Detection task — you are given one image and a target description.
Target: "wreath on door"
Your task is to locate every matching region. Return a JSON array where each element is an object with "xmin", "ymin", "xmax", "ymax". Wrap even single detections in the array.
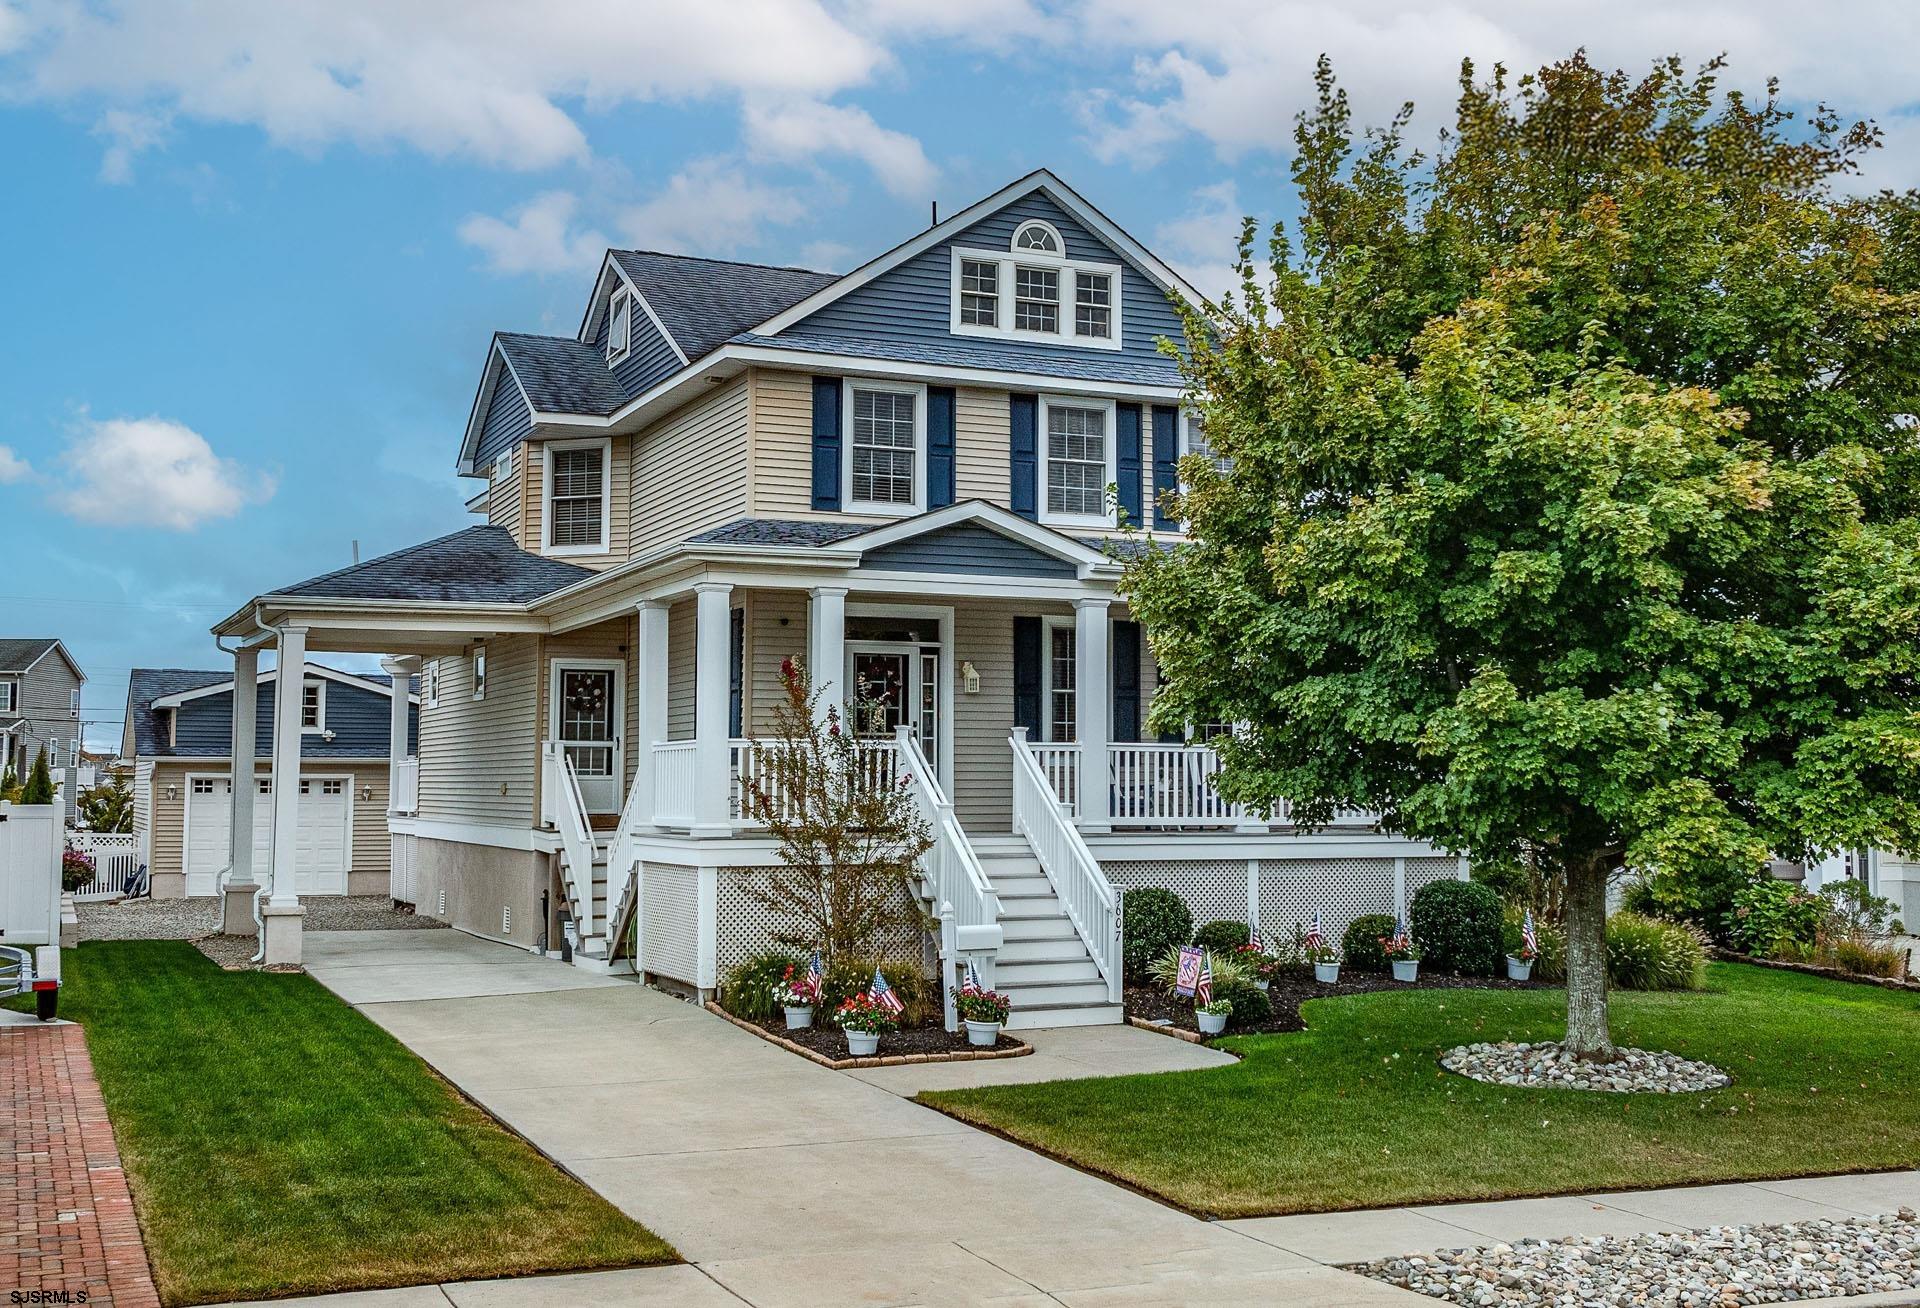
[{"xmin": 564, "ymin": 675, "xmax": 608, "ymax": 718}]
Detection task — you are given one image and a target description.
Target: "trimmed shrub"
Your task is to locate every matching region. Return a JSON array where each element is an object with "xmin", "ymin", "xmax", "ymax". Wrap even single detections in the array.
[
  {"xmin": 1604, "ymin": 912, "xmax": 1707, "ymax": 991},
  {"xmin": 820, "ymin": 957, "xmax": 936, "ymax": 1028},
  {"xmin": 1214, "ymin": 976, "xmax": 1272, "ymax": 1029},
  {"xmin": 719, "ymin": 951, "xmax": 802, "ymax": 1022},
  {"xmin": 1341, "ymin": 914, "xmax": 1399, "ymax": 973},
  {"xmin": 1193, "ymin": 919, "xmax": 1256, "ymax": 955},
  {"xmin": 1410, "ymin": 879, "xmax": 1503, "ymax": 975},
  {"xmin": 1123, "ymin": 887, "xmax": 1193, "ymax": 977},
  {"xmin": 1725, "ymin": 878, "xmax": 1822, "ymax": 956}
]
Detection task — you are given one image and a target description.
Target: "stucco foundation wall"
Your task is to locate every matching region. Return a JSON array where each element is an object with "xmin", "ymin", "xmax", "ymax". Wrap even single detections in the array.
[{"xmin": 412, "ymin": 836, "xmax": 548, "ymax": 949}]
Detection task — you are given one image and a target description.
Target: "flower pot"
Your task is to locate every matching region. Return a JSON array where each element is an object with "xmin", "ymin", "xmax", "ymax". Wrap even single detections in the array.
[
  {"xmin": 1314, "ymin": 961, "xmax": 1341, "ymax": 984},
  {"xmin": 1253, "ymin": 979, "xmax": 1270, "ymax": 991},
  {"xmin": 965, "ymin": 1019, "xmax": 1001, "ymax": 1048},
  {"xmin": 1196, "ymin": 1010, "xmax": 1229, "ymax": 1035},
  {"xmin": 783, "ymin": 1005, "xmax": 814, "ymax": 1030},
  {"xmin": 1506, "ymin": 955, "xmax": 1534, "ymax": 982},
  {"xmin": 845, "ymin": 1030, "xmax": 880, "ymax": 1056},
  {"xmin": 1391, "ymin": 959, "xmax": 1419, "ymax": 983}
]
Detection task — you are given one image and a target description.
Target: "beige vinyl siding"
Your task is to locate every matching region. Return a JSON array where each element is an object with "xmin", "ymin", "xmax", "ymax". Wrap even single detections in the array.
[
  {"xmin": 417, "ymin": 635, "xmax": 539, "ymax": 825},
  {"xmin": 631, "ymin": 376, "xmax": 751, "ymax": 554},
  {"xmin": 748, "ymin": 368, "xmax": 816, "ymax": 519},
  {"xmin": 954, "ymin": 385, "xmax": 1011, "ymax": 505},
  {"xmin": 488, "ymin": 455, "xmax": 524, "ymax": 543},
  {"xmin": 518, "ymin": 435, "xmax": 631, "ymax": 570},
  {"xmin": 952, "ymin": 601, "xmax": 1023, "ymax": 831},
  {"xmin": 666, "ymin": 598, "xmax": 695, "ymax": 740},
  {"xmin": 149, "ymin": 760, "xmax": 187, "ymax": 876},
  {"xmin": 744, "ymin": 590, "xmax": 808, "ymax": 733},
  {"xmin": 540, "ymin": 617, "xmax": 639, "ymax": 792}
]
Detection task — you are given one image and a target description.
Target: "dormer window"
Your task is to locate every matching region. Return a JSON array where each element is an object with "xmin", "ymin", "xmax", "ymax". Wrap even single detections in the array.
[
  {"xmin": 301, "ymin": 680, "xmax": 325, "ymax": 733},
  {"xmin": 949, "ymin": 220, "xmax": 1123, "ymax": 350},
  {"xmin": 606, "ymin": 288, "xmax": 632, "ymax": 363},
  {"xmin": 1013, "ymin": 220, "xmax": 1062, "ymax": 254},
  {"xmin": 1014, "ymin": 267, "xmax": 1059, "ymax": 333}
]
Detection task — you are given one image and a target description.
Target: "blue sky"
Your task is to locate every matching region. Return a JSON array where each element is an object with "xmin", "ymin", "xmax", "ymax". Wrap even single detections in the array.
[{"xmin": 1, "ymin": 1, "xmax": 1915, "ymax": 752}]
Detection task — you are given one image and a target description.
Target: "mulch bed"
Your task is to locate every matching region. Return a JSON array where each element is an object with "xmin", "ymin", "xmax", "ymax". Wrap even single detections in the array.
[
  {"xmin": 705, "ymin": 1002, "xmax": 1032, "ymax": 1069},
  {"xmin": 1127, "ymin": 968, "xmax": 1549, "ymax": 1037}
]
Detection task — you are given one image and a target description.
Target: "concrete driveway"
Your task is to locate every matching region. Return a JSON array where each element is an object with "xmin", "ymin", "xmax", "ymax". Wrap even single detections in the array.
[{"xmin": 303, "ymin": 929, "xmax": 1422, "ymax": 1308}]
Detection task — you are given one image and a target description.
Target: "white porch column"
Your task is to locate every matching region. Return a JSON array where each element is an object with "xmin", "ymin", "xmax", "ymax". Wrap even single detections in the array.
[
  {"xmin": 379, "ymin": 655, "xmax": 419, "ymax": 905},
  {"xmin": 219, "ymin": 644, "xmax": 259, "ymax": 936},
  {"xmin": 692, "ymin": 582, "xmax": 734, "ymax": 838},
  {"xmin": 1075, "ymin": 597, "xmax": 1112, "ymax": 834},
  {"xmin": 634, "ymin": 599, "xmax": 670, "ymax": 830},
  {"xmin": 261, "ymin": 627, "xmax": 307, "ymax": 965},
  {"xmin": 808, "ymin": 585, "xmax": 847, "ymax": 727}
]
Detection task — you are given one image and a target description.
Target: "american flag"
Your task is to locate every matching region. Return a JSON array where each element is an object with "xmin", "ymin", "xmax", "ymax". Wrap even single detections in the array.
[
  {"xmin": 1522, "ymin": 909, "xmax": 1538, "ymax": 956},
  {"xmin": 1196, "ymin": 951, "xmax": 1214, "ymax": 1005},
  {"xmin": 1392, "ymin": 913, "xmax": 1413, "ymax": 953},
  {"xmin": 1248, "ymin": 924, "xmax": 1266, "ymax": 953},
  {"xmin": 869, "ymin": 967, "xmax": 904, "ymax": 1016},
  {"xmin": 808, "ymin": 949, "xmax": 825, "ymax": 985},
  {"xmin": 1304, "ymin": 911, "xmax": 1325, "ymax": 952},
  {"xmin": 960, "ymin": 962, "xmax": 983, "ymax": 997}
]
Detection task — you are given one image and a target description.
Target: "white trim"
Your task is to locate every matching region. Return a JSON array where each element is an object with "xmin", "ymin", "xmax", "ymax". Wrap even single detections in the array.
[
  {"xmin": 576, "ymin": 255, "xmax": 691, "ymax": 368},
  {"xmin": 6, "ymin": 638, "xmax": 86, "ymax": 683},
  {"xmin": 547, "ymin": 657, "xmax": 625, "ymax": 815},
  {"xmin": 149, "ymin": 663, "xmax": 419, "ymax": 710},
  {"xmin": 540, "ymin": 436, "xmax": 613, "ymax": 557},
  {"xmin": 1041, "ymin": 614, "xmax": 1077, "ymax": 743},
  {"xmin": 388, "ymin": 815, "xmax": 562, "ymax": 852},
  {"xmin": 840, "ymin": 378, "xmax": 928, "ymax": 516},
  {"xmin": 947, "ymin": 245, "xmax": 1123, "ymax": 351},
  {"xmin": 605, "ymin": 286, "xmax": 633, "ymax": 364},
  {"xmin": 471, "ymin": 643, "xmax": 487, "ymax": 701},
  {"xmin": 0, "ymin": 680, "xmax": 15, "ymax": 714},
  {"xmin": 424, "ymin": 660, "xmax": 440, "ymax": 709},
  {"xmin": 1038, "ymin": 394, "xmax": 1120, "ymax": 529},
  {"xmin": 1012, "ymin": 218, "xmax": 1064, "ymax": 254},
  {"xmin": 300, "ymin": 679, "xmax": 326, "ymax": 734}
]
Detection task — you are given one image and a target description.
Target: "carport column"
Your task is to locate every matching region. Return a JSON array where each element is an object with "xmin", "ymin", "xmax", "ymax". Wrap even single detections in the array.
[
  {"xmin": 807, "ymin": 585, "xmax": 847, "ymax": 728},
  {"xmin": 219, "ymin": 644, "xmax": 260, "ymax": 936},
  {"xmin": 633, "ymin": 599, "xmax": 670, "ymax": 830},
  {"xmin": 692, "ymin": 582, "xmax": 734, "ymax": 838},
  {"xmin": 380, "ymin": 655, "xmax": 420, "ymax": 904},
  {"xmin": 1074, "ymin": 597, "xmax": 1111, "ymax": 834},
  {"xmin": 262, "ymin": 625, "xmax": 308, "ymax": 965}
]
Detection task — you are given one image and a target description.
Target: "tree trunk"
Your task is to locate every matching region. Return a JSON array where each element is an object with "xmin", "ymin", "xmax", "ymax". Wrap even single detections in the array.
[{"xmin": 1562, "ymin": 854, "xmax": 1613, "ymax": 1060}]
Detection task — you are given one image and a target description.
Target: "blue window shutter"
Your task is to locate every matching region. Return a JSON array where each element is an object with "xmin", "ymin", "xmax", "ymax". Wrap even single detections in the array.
[
  {"xmin": 1151, "ymin": 405, "xmax": 1179, "ymax": 530},
  {"xmin": 1013, "ymin": 616, "xmax": 1042, "ymax": 735},
  {"xmin": 811, "ymin": 377, "xmax": 841, "ymax": 511},
  {"xmin": 1116, "ymin": 403, "xmax": 1143, "ymax": 524},
  {"xmin": 1009, "ymin": 393, "xmax": 1038, "ymax": 521},
  {"xmin": 1112, "ymin": 620, "xmax": 1141, "ymax": 742},
  {"xmin": 928, "ymin": 386, "xmax": 956, "ymax": 509},
  {"xmin": 728, "ymin": 607, "xmax": 745, "ymax": 737}
]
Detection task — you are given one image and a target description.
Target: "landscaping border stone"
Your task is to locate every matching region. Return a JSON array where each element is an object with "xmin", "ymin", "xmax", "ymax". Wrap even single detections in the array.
[
  {"xmin": 1710, "ymin": 947, "xmax": 1920, "ymax": 993},
  {"xmin": 704, "ymin": 1002, "xmax": 1033, "ymax": 1069}
]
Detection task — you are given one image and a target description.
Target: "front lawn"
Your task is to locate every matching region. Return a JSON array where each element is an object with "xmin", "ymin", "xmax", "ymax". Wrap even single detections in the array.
[
  {"xmin": 23, "ymin": 941, "xmax": 673, "ymax": 1305},
  {"xmin": 921, "ymin": 963, "xmax": 1920, "ymax": 1218}
]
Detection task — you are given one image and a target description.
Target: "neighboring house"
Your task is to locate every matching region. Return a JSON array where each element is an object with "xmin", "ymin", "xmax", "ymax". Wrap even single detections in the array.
[
  {"xmin": 1776, "ymin": 850, "xmax": 1920, "ymax": 925},
  {"xmin": 121, "ymin": 664, "xmax": 418, "ymax": 899},
  {"xmin": 0, "ymin": 638, "xmax": 85, "ymax": 780},
  {"xmin": 209, "ymin": 169, "xmax": 1467, "ymax": 1021}
]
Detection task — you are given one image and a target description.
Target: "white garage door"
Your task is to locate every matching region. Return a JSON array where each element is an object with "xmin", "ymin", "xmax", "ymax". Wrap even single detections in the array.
[{"xmin": 183, "ymin": 775, "xmax": 350, "ymax": 897}]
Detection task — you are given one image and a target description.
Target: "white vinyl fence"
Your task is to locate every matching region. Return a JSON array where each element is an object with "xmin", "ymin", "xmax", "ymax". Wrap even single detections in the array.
[{"xmin": 66, "ymin": 831, "xmax": 139, "ymax": 901}]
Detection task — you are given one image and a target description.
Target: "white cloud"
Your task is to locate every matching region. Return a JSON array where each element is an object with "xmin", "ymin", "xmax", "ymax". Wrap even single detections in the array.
[
  {"xmin": 839, "ymin": 0, "xmax": 1063, "ymax": 52},
  {"xmin": 798, "ymin": 240, "xmax": 856, "ymax": 272},
  {"xmin": 458, "ymin": 191, "xmax": 606, "ymax": 275},
  {"xmin": 614, "ymin": 158, "xmax": 808, "ymax": 256},
  {"xmin": 6, "ymin": 0, "xmax": 892, "ymax": 172},
  {"xmin": 0, "ymin": 444, "xmax": 30, "ymax": 483},
  {"xmin": 743, "ymin": 99, "xmax": 937, "ymax": 199},
  {"xmin": 1153, "ymin": 180, "xmax": 1244, "ymax": 303},
  {"xmin": 92, "ymin": 108, "xmax": 169, "ymax": 184},
  {"xmin": 54, "ymin": 416, "xmax": 275, "ymax": 530}
]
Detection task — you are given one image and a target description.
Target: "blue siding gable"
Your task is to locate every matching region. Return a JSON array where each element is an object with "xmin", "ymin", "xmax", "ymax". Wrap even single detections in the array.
[
  {"xmin": 473, "ymin": 364, "xmax": 534, "ymax": 471},
  {"xmin": 168, "ymin": 677, "xmax": 417, "ymax": 760},
  {"xmin": 589, "ymin": 281, "xmax": 685, "ymax": 401},
  {"xmin": 861, "ymin": 521, "xmax": 1077, "ymax": 579},
  {"xmin": 784, "ymin": 192, "xmax": 1185, "ymax": 385}
]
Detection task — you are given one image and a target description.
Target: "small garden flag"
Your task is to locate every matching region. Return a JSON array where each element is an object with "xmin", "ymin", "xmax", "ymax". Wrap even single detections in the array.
[
  {"xmin": 1391, "ymin": 913, "xmax": 1412, "ymax": 953},
  {"xmin": 869, "ymin": 967, "xmax": 904, "ymax": 1016},
  {"xmin": 808, "ymin": 948, "xmax": 824, "ymax": 985},
  {"xmin": 1196, "ymin": 951, "xmax": 1214, "ymax": 1005},
  {"xmin": 1522, "ymin": 909, "xmax": 1538, "ymax": 956},
  {"xmin": 961, "ymin": 962, "xmax": 983, "ymax": 996},
  {"xmin": 1248, "ymin": 924, "xmax": 1266, "ymax": 952},
  {"xmin": 1174, "ymin": 945, "xmax": 1204, "ymax": 997},
  {"xmin": 1304, "ymin": 911, "xmax": 1325, "ymax": 952}
]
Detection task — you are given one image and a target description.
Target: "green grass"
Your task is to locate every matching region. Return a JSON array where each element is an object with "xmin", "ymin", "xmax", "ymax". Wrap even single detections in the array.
[
  {"xmin": 922, "ymin": 963, "xmax": 1920, "ymax": 1218},
  {"xmin": 17, "ymin": 941, "xmax": 673, "ymax": 1305}
]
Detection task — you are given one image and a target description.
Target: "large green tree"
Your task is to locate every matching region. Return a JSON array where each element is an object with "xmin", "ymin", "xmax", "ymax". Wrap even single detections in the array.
[{"xmin": 1127, "ymin": 54, "xmax": 1920, "ymax": 1057}]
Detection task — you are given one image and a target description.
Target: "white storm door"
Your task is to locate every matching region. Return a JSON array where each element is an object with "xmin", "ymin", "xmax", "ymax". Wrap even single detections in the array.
[{"xmin": 551, "ymin": 661, "xmax": 624, "ymax": 814}]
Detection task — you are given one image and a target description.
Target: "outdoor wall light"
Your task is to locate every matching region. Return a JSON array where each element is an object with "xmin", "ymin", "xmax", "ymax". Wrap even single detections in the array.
[
  {"xmin": 359, "ymin": 785, "xmax": 374, "ymax": 802},
  {"xmin": 165, "ymin": 783, "xmax": 179, "ymax": 801},
  {"xmin": 962, "ymin": 661, "xmax": 981, "ymax": 694}
]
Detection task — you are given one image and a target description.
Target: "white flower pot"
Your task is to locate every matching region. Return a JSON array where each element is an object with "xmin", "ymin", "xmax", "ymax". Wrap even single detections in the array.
[
  {"xmin": 783, "ymin": 1005, "xmax": 814, "ymax": 1030},
  {"xmin": 845, "ymin": 1030, "xmax": 880, "ymax": 1056},
  {"xmin": 1506, "ymin": 955, "xmax": 1534, "ymax": 981},
  {"xmin": 1253, "ymin": 979, "xmax": 1270, "ymax": 991},
  {"xmin": 1197, "ymin": 1009, "xmax": 1229, "ymax": 1035},
  {"xmin": 1392, "ymin": 959, "xmax": 1419, "ymax": 983},
  {"xmin": 965, "ymin": 1019, "xmax": 1001, "ymax": 1047},
  {"xmin": 1314, "ymin": 962, "xmax": 1341, "ymax": 984}
]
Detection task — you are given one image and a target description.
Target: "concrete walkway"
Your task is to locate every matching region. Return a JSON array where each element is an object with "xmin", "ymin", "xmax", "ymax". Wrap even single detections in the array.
[{"xmin": 301, "ymin": 929, "xmax": 1418, "ymax": 1307}]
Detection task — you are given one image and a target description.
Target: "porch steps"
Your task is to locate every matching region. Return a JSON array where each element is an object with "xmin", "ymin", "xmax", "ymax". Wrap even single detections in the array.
[{"xmin": 970, "ymin": 841, "xmax": 1123, "ymax": 1031}]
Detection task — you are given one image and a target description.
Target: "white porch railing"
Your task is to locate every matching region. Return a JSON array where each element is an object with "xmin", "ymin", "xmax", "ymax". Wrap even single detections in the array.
[
  {"xmin": 894, "ymin": 727, "xmax": 1000, "ymax": 1032},
  {"xmin": 541, "ymin": 741, "xmax": 599, "ymax": 941},
  {"xmin": 1108, "ymin": 742, "xmax": 1263, "ymax": 827},
  {"xmin": 392, "ymin": 757, "xmax": 419, "ymax": 815},
  {"xmin": 1030, "ymin": 743, "xmax": 1079, "ymax": 817},
  {"xmin": 730, "ymin": 737, "xmax": 898, "ymax": 826},
  {"xmin": 67, "ymin": 831, "xmax": 137, "ymax": 901},
  {"xmin": 651, "ymin": 741, "xmax": 697, "ymax": 828},
  {"xmin": 1011, "ymin": 729, "xmax": 1120, "ymax": 1001}
]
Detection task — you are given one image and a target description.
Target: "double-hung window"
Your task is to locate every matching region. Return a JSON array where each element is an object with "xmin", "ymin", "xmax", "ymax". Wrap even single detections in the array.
[
  {"xmin": 843, "ymin": 382, "xmax": 924, "ymax": 513},
  {"xmin": 1074, "ymin": 271, "xmax": 1112, "ymax": 339},
  {"xmin": 301, "ymin": 681, "xmax": 325, "ymax": 732},
  {"xmin": 1041, "ymin": 397, "xmax": 1116, "ymax": 525},
  {"xmin": 949, "ymin": 219, "xmax": 1123, "ymax": 348},
  {"xmin": 606, "ymin": 288, "xmax": 632, "ymax": 363},
  {"xmin": 1014, "ymin": 266, "xmax": 1059, "ymax": 333},
  {"xmin": 544, "ymin": 439, "xmax": 610, "ymax": 554},
  {"xmin": 959, "ymin": 259, "xmax": 999, "ymax": 326},
  {"xmin": 0, "ymin": 681, "xmax": 16, "ymax": 713}
]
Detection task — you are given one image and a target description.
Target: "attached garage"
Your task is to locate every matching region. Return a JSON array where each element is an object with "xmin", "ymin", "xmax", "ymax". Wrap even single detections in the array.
[{"xmin": 183, "ymin": 773, "xmax": 352, "ymax": 897}]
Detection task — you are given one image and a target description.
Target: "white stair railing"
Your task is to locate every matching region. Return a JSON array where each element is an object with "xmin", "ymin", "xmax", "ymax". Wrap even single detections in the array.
[
  {"xmin": 542, "ymin": 741, "xmax": 599, "ymax": 942},
  {"xmin": 893, "ymin": 727, "xmax": 1001, "ymax": 1030},
  {"xmin": 600, "ymin": 747, "xmax": 659, "ymax": 959},
  {"xmin": 1010, "ymin": 728, "xmax": 1121, "ymax": 1001},
  {"xmin": 1029, "ymin": 743, "xmax": 1080, "ymax": 817}
]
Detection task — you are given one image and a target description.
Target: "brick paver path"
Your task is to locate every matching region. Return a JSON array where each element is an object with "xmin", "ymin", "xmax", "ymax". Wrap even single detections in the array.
[{"xmin": 3, "ymin": 1025, "xmax": 160, "ymax": 1308}]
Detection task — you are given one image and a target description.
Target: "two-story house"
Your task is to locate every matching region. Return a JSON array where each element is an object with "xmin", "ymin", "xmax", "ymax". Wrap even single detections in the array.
[
  {"xmin": 208, "ymin": 170, "xmax": 1468, "ymax": 1016},
  {"xmin": 122, "ymin": 664, "xmax": 417, "ymax": 899},
  {"xmin": 0, "ymin": 638, "xmax": 85, "ymax": 782}
]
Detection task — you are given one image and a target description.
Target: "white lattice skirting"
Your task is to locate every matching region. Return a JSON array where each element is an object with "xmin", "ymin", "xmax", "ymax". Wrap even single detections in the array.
[{"xmin": 1106, "ymin": 855, "xmax": 1468, "ymax": 946}]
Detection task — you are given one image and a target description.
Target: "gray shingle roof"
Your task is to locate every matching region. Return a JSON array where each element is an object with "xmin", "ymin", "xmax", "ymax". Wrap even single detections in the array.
[
  {"xmin": 729, "ymin": 331, "xmax": 1184, "ymax": 387},
  {"xmin": 1075, "ymin": 535, "xmax": 1174, "ymax": 561},
  {"xmin": 612, "ymin": 251, "xmax": 838, "ymax": 362},
  {"xmin": 0, "ymin": 638, "xmax": 62, "ymax": 673},
  {"xmin": 269, "ymin": 527, "xmax": 593, "ymax": 604},
  {"xmin": 688, "ymin": 519, "xmax": 872, "ymax": 548},
  {"xmin": 126, "ymin": 668, "xmax": 229, "ymax": 757},
  {"xmin": 496, "ymin": 332, "xmax": 629, "ymax": 415}
]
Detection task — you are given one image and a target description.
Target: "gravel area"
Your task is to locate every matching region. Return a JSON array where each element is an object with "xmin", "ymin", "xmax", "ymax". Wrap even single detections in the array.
[
  {"xmin": 79, "ymin": 895, "xmax": 446, "ymax": 941},
  {"xmin": 1442, "ymin": 1040, "xmax": 1731, "ymax": 1093},
  {"xmin": 1359, "ymin": 1210, "xmax": 1920, "ymax": 1305}
]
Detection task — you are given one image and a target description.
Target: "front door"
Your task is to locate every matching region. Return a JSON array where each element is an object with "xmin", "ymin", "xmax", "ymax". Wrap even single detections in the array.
[
  {"xmin": 847, "ymin": 647, "xmax": 913, "ymax": 739},
  {"xmin": 551, "ymin": 662, "xmax": 624, "ymax": 814}
]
